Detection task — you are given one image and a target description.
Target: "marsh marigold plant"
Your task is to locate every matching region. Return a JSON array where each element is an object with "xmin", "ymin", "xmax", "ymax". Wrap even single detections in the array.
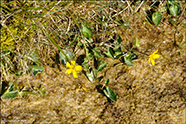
[
  {"xmin": 148, "ymin": 50, "xmax": 160, "ymax": 65},
  {"xmin": 66, "ymin": 60, "xmax": 82, "ymax": 78}
]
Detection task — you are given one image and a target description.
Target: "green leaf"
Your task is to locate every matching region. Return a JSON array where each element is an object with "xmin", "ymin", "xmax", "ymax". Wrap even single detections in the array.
[
  {"xmin": 134, "ymin": 38, "xmax": 140, "ymax": 47},
  {"xmin": 77, "ymin": 41, "xmax": 83, "ymax": 46},
  {"xmin": 169, "ymin": 4, "xmax": 180, "ymax": 16},
  {"xmin": 82, "ymin": 23, "xmax": 92, "ymax": 38},
  {"xmin": 21, "ymin": 91, "xmax": 37, "ymax": 96},
  {"xmin": 30, "ymin": 65, "xmax": 43, "ymax": 72},
  {"xmin": 83, "ymin": 64, "xmax": 90, "ymax": 69},
  {"xmin": 19, "ymin": 87, "xmax": 27, "ymax": 97},
  {"xmin": 114, "ymin": 46, "xmax": 121, "ymax": 52},
  {"xmin": 152, "ymin": 11, "xmax": 162, "ymax": 26},
  {"xmin": 59, "ymin": 49, "xmax": 75, "ymax": 65},
  {"xmin": 93, "ymin": 49, "xmax": 101, "ymax": 58},
  {"xmin": 179, "ymin": 40, "xmax": 186, "ymax": 47},
  {"xmin": 85, "ymin": 48, "xmax": 94, "ymax": 61},
  {"xmin": 104, "ymin": 47, "xmax": 114, "ymax": 59},
  {"xmin": 89, "ymin": 38, "xmax": 94, "ymax": 43},
  {"xmin": 167, "ymin": 0, "xmax": 176, "ymax": 5},
  {"xmin": 78, "ymin": 84, "xmax": 81, "ymax": 88},
  {"xmin": 116, "ymin": 34, "xmax": 122, "ymax": 44},
  {"xmin": 86, "ymin": 70, "xmax": 97, "ymax": 82},
  {"xmin": 167, "ymin": 0, "xmax": 179, "ymax": 6},
  {"xmin": 33, "ymin": 87, "xmax": 38, "ymax": 90},
  {"xmin": 124, "ymin": 56, "xmax": 133, "ymax": 66},
  {"xmin": 2, "ymin": 90, "xmax": 18, "ymax": 99},
  {"xmin": 123, "ymin": 21, "xmax": 129, "ymax": 28},
  {"xmin": 1, "ymin": 82, "xmax": 18, "ymax": 99},
  {"xmin": 82, "ymin": 59, "xmax": 90, "ymax": 69},
  {"xmin": 125, "ymin": 52, "xmax": 132, "ymax": 58},
  {"xmin": 130, "ymin": 54, "xmax": 138, "ymax": 60},
  {"xmin": 87, "ymin": 52, "xmax": 94, "ymax": 60},
  {"xmin": 114, "ymin": 51, "xmax": 124, "ymax": 59},
  {"xmin": 93, "ymin": 47, "xmax": 101, "ymax": 52},
  {"xmin": 103, "ymin": 79, "xmax": 109, "ymax": 85},
  {"xmin": 7, "ymin": 82, "xmax": 14, "ymax": 91},
  {"xmin": 30, "ymin": 52, "xmax": 39, "ymax": 65},
  {"xmin": 41, "ymin": 88, "xmax": 46, "ymax": 97},
  {"xmin": 30, "ymin": 65, "xmax": 44, "ymax": 76},
  {"xmin": 103, "ymin": 87, "xmax": 117, "ymax": 102},
  {"xmin": 97, "ymin": 61, "xmax": 107, "ymax": 72}
]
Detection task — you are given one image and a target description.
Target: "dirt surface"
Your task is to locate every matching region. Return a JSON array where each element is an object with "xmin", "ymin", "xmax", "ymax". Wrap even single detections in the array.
[
  {"xmin": 1, "ymin": 45, "xmax": 186, "ymax": 123},
  {"xmin": 1, "ymin": 2, "xmax": 186, "ymax": 124}
]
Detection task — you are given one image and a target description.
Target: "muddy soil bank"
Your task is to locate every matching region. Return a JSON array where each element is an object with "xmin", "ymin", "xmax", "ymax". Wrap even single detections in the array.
[{"xmin": 1, "ymin": 49, "xmax": 186, "ymax": 123}]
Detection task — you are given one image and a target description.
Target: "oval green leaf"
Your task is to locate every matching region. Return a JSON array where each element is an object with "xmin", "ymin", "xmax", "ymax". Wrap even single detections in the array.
[
  {"xmin": 86, "ymin": 70, "xmax": 97, "ymax": 82},
  {"xmin": 93, "ymin": 49, "xmax": 101, "ymax": 58},
  {"xmin": 114, "ymin": 51, "xmax": 124, "ymax": 59},
  {"xmin": 2, "ymin": 90, "xmax": 18, "ymax": 99},
  {"xmin": 103, "ymin": 87, "xmax": 117, "ymax": 102},
  {"xmin": 104, "ymin": 47, "xmax": 114, "ymax": 59},
  {"xmin": 124, "ymin": 56, "xmax": 133, "ymax": 66},
  {"xmin": 97, "ymin": 62, "xmax": 107, "ymax": 72},
  {"xmin": 1, "ymin": 82, "xmax": 18, "ymax": 99},
  {"xmin": 82, "ymin": 24, "xmax": 92, "ymax": 38},
  {"xmin": 169, "ymin": 5, "xmax": 180, "ymax": 16},
  {"xmin": 60, "ymin": 49, "xmax": 75, "ymax": 65},
  {"xmin": 152, "ymin": 11, "xmax": 162, "ymax": 26}
]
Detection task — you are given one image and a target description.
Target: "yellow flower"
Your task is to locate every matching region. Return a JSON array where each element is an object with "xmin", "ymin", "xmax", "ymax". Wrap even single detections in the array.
[
  {"xmin": 148, "ymin": 50, "xmax": 160, "ymax": 65},
  {"xmin": 82, "ymin": 87, "xmax": 87, "ymax": 91},
  {"xmin": 66, "ymin": 60, "xmax": 82, "ymax": 78}
]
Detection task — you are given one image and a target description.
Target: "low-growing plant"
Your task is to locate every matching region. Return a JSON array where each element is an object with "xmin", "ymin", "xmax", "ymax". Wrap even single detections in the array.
[
  {"xmin": 1, "ymin": 82, "xmax": 37, "ymax": 99},
  {"xmin": 102, "ymin": 79, "xmax": 117, "ymax": 102},
  {"xmin": 33, "ymin": 85, "xmax": 46, "ymax": 97},
  {"xmin": 56, "ymin": 23, "xmax": 139, "ymax": 102}
]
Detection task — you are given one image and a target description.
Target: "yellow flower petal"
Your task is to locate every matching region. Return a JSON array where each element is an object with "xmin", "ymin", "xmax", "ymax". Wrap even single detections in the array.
[
  {"xmin": 153, "ymin": 54, "xmax": 160, "ymax": 59},
  {"xmin": 66, "ymin": 69, "xmax": 72, "ymax": 74},
  {"xmin": 151, "ymin": 59, "xmax": 155, "ymax": 65},
  {"xmin": 82, "ymin": 87, "xmax": 87, "ymax": 91},
  {"xmin": 71, "ymin": 60, "xmax": 76, "ymax": 66},
  {"xmin": 153, "ymin": 49, "xmax": 158, "ymax": 54},
  {"xmin": 148, "ymin": 58, "xmax": 151, "ymax": 64},
  {"xmin": 75, "ymin": 65, "xmax": 82, "ymax": 71},
  {"xmin": 66, "ymin": 62, "xmax": 71, "ymax": 68},
  {"xmin": 72, "ymin": 70, "xmax": 78, "ymax": 78}
]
